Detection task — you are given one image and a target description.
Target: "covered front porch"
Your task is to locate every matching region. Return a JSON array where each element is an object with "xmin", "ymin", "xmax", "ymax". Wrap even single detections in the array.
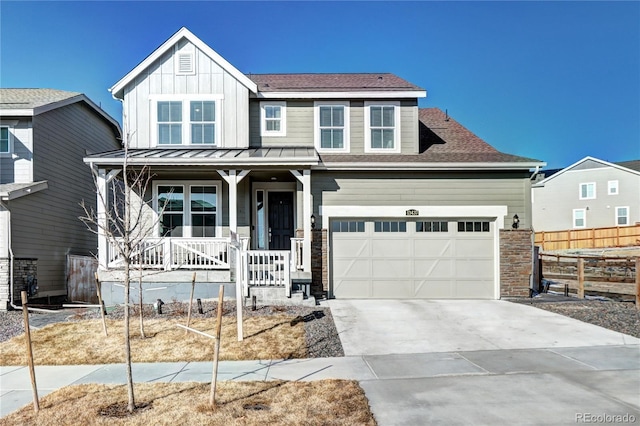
[{"xmin": 84, "ymin": 147, "xmax": 319, "ymax": 304}]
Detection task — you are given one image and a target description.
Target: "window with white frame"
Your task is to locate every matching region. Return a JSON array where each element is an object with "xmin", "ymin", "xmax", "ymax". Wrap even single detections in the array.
[
  {"xmin": 0, "ymin": 126, "xmax": 10, "ymax": 154},
  {"xmin": 615, "ymin": 207, "xmax": 629, "ymax": 226},
  {"xmin": 315, "ymin": 101, "xmax": 349, "ymax": 152},
  {"xmin": 154, "ymin": 96, "xmax": 222, "ymax": 146},
  {"xmin": 573, "ymin": 208, "xmax": 586, "ymax": 228},
  {"xmin": 365, "ymin": 101, "xmax": 400, "ymax": 152},
  {"xmin": 579, "ymin": 182, "xmax": 596, "ymax": 200},
  {"xmin": 608, "ymin": 180, "xmax": 619, "ymax": 195},
  {"xmin": 155, "ymin": 181, "xmax": 220, "ymax": 237},
  {"xmin": 260, "ymin": 102, "xmax": 286, "ymax": 137}
]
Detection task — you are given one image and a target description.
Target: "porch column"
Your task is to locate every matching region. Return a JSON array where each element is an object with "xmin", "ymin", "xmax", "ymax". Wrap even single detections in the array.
[
  {"xmin": 95, "ymin": 167, "xmax": 121, "ymax": 269},
  {"xmin": 217, "ymin": 170, "xmax": 250, "ymax": 235},
  {"xmin": 291, "ymin": 169, "xmax": 312, "ymax": 273}
]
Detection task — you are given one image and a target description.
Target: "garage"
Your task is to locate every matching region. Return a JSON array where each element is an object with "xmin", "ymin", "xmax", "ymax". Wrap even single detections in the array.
[{"xmin": 330, "ymin": 218, "xmax": 496, "ymax": 299}]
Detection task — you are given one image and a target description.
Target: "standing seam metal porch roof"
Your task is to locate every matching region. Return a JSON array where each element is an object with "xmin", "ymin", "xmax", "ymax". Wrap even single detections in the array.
[{"xmin": 83, "ymin": 147, "xmax": 320, "ymax": 166}]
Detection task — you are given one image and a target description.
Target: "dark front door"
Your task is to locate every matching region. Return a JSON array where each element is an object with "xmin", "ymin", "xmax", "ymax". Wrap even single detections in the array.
[{"xmin": 268, "ymin": 192, "xmax": 294, "ymax": 250}]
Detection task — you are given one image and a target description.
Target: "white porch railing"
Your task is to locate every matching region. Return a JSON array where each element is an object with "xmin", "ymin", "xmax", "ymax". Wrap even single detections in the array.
[
  {"xmin": 108, "ymin": 237, "xmax": 231, "ymax": 270},
  {"xmin": 291, "ymin": 237, "xmax": 304, "ymax": 272},
  {"xmin": 242, "ymin": 250, "xmax": 291, "ymax": 297}
]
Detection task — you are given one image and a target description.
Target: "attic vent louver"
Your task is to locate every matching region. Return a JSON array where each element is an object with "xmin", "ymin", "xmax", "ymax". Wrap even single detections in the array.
[{"xmin": 177, "ymin": 52, "xmax": 194, "ymax": 74}]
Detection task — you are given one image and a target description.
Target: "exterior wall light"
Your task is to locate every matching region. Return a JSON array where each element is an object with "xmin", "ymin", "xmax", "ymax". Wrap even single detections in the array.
[
  {"xmin": 512, "ymin": 214, "xmax": 520, "ymax": 230},
  {"xmin": 311, "ymin": 214, "xmax": 316, "ymax": 229}
]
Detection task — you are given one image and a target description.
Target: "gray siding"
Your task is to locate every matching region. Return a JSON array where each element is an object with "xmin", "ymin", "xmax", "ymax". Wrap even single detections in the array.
[
  {"xmin": 9, "ymin": 102, "xmax": 120, "ymax": 295},
  {"xmin": 248, "ymin": 99, "xmax": 419, "ymax": 154},
  {"xmin": 122, "ymin": 39, "xmax": 250, "ymax": 149},
  {"xmin": 312, "ymin": 171, "xmax": 532, "ymax": 228},
  {"xmin": 532, "ymin": 166, "xmax": 640, "ymax": 231},
  {"xmin": 0, "ymin": 119, "xmax": 33, "ymax": 184}
]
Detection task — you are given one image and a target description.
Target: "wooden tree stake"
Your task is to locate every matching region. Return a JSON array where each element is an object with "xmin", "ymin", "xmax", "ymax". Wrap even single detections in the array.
[
  {"xmin": 635, "ymin": 258, "xmax": 639, "ymax": 310},
  {"xmin": 95, "ymin": 272, "xmax": 108, "ymax": 336},
  {"xmin": 185, "ymin": 272, "xmax": 196, "ymax": 334},
  {"xmin": 21, "ymin": 291, "xmax": 39, "ymax": 412},
  {"xmin": 210, "ymin": 285, "xmax": 224, "ymax": 408},
  {"xmin": 577, "ymin": 258, "xmax": 585, "ymax": 299}
]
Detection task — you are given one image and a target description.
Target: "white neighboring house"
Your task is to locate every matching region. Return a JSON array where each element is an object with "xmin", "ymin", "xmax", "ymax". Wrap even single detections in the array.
[{"xmin": 532, "ymin": 156, "xmax": 640, "ymax": 232}]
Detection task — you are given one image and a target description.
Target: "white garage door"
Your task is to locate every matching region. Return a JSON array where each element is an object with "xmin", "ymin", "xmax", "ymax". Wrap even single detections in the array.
[{"xmin": 331, "ymin": 219, "xmax": 496, "ymax": 299}]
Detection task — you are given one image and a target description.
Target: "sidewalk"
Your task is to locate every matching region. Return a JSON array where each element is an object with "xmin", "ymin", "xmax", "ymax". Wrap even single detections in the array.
[{"xmin": 3, "ymin": 345, "xmax": 640, "ymax": 423}]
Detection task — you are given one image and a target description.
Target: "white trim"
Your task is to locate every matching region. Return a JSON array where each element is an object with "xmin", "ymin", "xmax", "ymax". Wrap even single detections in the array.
[
  {"xmin": 260, "ymin": 101, "xmax": 287, "ymax": 137},
  {"xmin": 150, "ymin": 95, "xmax": 224, "ymax": 147},
  {"xmin": 607, "ymin": 180, "xmax": 619, "ymax": 195},
  {"xmin": 251, "ymin": 182, "xmax": 297, "ymax": 250},
  {"xmin": 315, "ymin": 161, "xmax": 545, "ymax": 171},
  {"xmin": 314, "ymin": 101, "xmax": 350, "ymax": 153},
  {"xmin": 0, "ymin": 125, "xmax": 14, "ymax": 156},
  {"xmin": 364, "ymin": 101, "xmax": 401, "ymax": 153},
  {"xmin": 579, "ymin": 182, "xmax": 596, "ymax": 200},
  {"xmin": 110, "ymin": 27, "xmax": 257, "ymax": 97},
  {"xmin": 257, "ymin": 90, "xmax": 426, "ymax": 99},
  {"xmin": 615, "ymin": 206, "xmax": 629, "ymax": 226},
  {"xmin": 573, "ymin": 208, "xmax": 586, "ymax": 229},
  {"xmin": 152, "ymin": 180, "xmax": 222, "ymax": 238}
]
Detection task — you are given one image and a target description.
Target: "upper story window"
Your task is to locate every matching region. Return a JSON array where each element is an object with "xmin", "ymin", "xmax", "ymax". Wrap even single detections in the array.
[
  {"xmin": 364, "ymin": 101, "xmax": 400, "ymax": 153},
  {"xmin": 579, "ymin": 182, "xmax": 596, "ymax": 200},
  {"xmin": 260, "ymin": 102, "xmax": 286, "ymax": 137},
  {"xmin": 315, "ymin": 101, "xmax": 349, "ymax": 152},
  {"xmin": 0, "ymin": 127, "xmax": 10, "ymax": 154},
  {"xmin": 153, "ymin": 96, "xmax": 222, "ymax": 147},
  {"xmin": 608, "ymin": 180, "xmax": 619, "ymax": 195}
]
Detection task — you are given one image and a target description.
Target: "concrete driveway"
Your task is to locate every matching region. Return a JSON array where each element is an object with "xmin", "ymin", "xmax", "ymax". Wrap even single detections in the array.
[
  {"xmin": 324, "ymin": 299, "xmax": 640, "ymax": 425},
  {"xmin": 326, "ymin": 299, "xmax": 639, "ymax": 355}
]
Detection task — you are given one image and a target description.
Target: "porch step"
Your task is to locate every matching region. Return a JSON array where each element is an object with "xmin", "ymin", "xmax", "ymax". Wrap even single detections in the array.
[{"xmin": 247, "ymin": 287, "xmax": 317, "ymax": 307}]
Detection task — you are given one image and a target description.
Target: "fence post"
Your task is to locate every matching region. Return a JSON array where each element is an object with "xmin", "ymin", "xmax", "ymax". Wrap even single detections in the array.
[
  {"xmin": 577, "ymin": 258, "xmax": 585, "ymax": 299},
  {"xmin": 635, "ymin": 258, "xmax": 639, "ymax": 310}
]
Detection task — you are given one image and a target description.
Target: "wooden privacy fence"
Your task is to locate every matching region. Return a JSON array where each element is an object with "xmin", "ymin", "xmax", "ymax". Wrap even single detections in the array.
[
  {"xmin": 66, "ymin": 255, "xmax": 99, "ymax": 303},
  {"xmin": 539, "ymin": 253, "xmax": 639, "ymax": 307},
  {"xmin": 535, "ymin": 224, "xmax": 640, "ymax": 251}
]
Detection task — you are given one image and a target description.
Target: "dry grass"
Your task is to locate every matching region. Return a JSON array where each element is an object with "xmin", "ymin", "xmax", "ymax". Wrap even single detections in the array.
[
  {"xmin": 0, "ymin": 380, "xmax": 377, "ymax": 426},
  {"xmin": 0, "ymin": 315, "xmax": 306, "ymax": 366}
]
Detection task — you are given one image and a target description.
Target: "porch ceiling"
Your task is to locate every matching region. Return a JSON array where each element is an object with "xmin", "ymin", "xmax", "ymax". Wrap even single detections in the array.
[{"xmin": 84, "ymin": 147, "xmax": 319, "ymax": 167}]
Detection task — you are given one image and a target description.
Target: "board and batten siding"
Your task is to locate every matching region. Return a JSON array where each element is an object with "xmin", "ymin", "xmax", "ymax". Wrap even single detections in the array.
[
  {"xmin": 312, "ymin": 171, "xmax": 532, "ymax": 228},
  {"xmin": 248, "ymin": 99, "xmax": 419, "ymax": 154},
  {"xmin": 0, "ymin": 119, "xmax": 33, "ymax": 184},
  {"xmin": 122, "ymin": 39, "xmax": 250, "ymax": 149},
  {"xmin": 8, "ymin": 102, "xmax": 120, "ymax": 296}
]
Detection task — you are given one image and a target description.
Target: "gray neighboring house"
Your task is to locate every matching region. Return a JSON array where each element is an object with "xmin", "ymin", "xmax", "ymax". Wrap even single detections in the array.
[
  {"xmin": 85, "ymin": 27, "xmax": 544, "ymax": 304},
  {"xmin": 532, "ymin": 156, "xmax": 640, "ymax": 232},
  {"xmin": 0, "ymin": 89, "xmax": 122, "ymax": 309}
]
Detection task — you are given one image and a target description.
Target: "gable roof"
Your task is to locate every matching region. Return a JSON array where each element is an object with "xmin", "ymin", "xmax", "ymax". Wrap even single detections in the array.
[
  {"xmin": 616, "ymin": 160, "xmax": 640, "ymax": 172},
  {"xmin": 533, "ymin": 156, "xmax": 640, "ymax": 187},
  {"xmin": 320, "ymin": 108, "xmax": 544, "ymax": 170},
  {"xmin": 0, "ymin": 88, "xmax": 121, "ymax": 137},
  {"xmin": 110, "ymin": 27, "xmax": 258, "ymax": 99},
  {"xmin": 249, "ymin": 73, "xmax": 426, "ymax": 98}
]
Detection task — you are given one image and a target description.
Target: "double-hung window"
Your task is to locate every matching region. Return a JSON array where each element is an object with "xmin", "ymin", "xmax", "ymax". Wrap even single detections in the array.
[
  {"xmin": 260, "ymin": 102, "xmax": 286, "ymax": 137},
  {"xmin": 365, "ymin": 101, "xmax": 400, "ymax": 153},
  {"xmin": 315, "ymin": 101, "xmax": 349, "ymax": 152},
  {"xmin": 579, "ymin": 182, "xmax": 596, "ymax": 200},
  {"xmin": 608, "ymin": 180, "xmax": 619, "ymax": 195},
  {"xmin": 154, "ymin": 96, "xmax": 222, "ymax": 146},
  {"xmin": 155, "ymin": 181, "xmax": 220, "ymax": 237},
  {"xmin": 615, "ymin": 207, "xmax": 629, "ymax": 226},
  {"xmin": 0, "ymin": 127, "xmax": 9, "ymax": 154},
  {"xmin": 573, "ymin": 209, "xmax": 586, "ymax": 228}
]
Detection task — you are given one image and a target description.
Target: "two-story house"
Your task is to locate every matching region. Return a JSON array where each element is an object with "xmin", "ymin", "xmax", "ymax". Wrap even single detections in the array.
[
  {"xmin": 0, "ymin": 89, "xmax": 122, "ymax": 310},
  {"xmin": 85, "ymin": 28, "xmax": 544, "ymax": 304},
  {"xmin": 532, "ymin": 156, "xmax": 640, "ymax": 232}
]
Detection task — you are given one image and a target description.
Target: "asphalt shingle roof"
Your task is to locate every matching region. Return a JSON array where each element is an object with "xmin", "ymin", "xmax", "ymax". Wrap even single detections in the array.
[
  {"xmin": 0, "ymin": 88, "xmax": 82, "ymax": 109},
  {"xmin": 247, "ymin": 73, "xmax": 424, "ymax": 92}
]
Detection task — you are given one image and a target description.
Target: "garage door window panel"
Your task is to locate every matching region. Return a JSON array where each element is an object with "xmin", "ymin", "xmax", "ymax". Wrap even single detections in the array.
[
  {"xmin": 458, "ymin": 221, "xmax": 490, "ymax": 233},
  {"xmin": 374, "ymin": 221, "xmax": 406, "ymax": 232},
  {"xmin": 416, "ymin": 221, "xmax": 449, "ymax": 232}
]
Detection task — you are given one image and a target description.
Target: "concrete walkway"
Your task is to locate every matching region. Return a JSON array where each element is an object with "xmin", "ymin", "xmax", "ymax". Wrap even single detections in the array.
[{"xmin": 2, "ymin": 300, "xmax": 639, "ymax": 424}]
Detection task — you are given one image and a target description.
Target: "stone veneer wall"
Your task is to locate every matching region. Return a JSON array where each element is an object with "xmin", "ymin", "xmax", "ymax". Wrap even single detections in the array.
[
  {"xmin": 500, "ymin": 229, "xmax": 533, "ymax": 298},
  {"xmin": 0, "ymin": 258, "xmax": 38, "ymax": 310},
  {"xmin": 297, "ymin": 229, "xmax": 328, "ymax": 297},
  {"xmin": 0, "ymin": 258, "xmax": 9, "ymax": 310}
]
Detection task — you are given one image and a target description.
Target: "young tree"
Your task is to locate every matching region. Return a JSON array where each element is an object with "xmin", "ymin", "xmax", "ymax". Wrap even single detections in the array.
[{"xmin": 80, "ymin": 137, "xmax": 159, "ymax": 413}]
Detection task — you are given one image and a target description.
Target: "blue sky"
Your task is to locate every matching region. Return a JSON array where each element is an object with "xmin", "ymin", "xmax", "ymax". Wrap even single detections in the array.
[{"xmin": 1, "ymin": 1, "xmax": 638, "ymax": 169}]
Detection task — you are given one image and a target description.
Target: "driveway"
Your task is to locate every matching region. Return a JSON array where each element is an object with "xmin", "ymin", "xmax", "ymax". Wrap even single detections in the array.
[
  {"xmin": 324, "ymin": 299, "xmax": 640, "ymax": 425},
  {"xmin": 326, "ymin": 299, "xmax": 639, "ymax": 355}
]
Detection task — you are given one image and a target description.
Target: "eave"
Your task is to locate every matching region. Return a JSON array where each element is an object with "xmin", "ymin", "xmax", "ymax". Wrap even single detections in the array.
[{"xmin": 255, "ymin": 90, "xmax": 426, "ymax": 99}]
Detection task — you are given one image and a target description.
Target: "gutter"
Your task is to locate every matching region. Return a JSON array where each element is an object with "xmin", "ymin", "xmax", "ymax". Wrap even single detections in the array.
[{"xmin": 315, "ymin": 161, "xmax": 547, "ymax": 171}]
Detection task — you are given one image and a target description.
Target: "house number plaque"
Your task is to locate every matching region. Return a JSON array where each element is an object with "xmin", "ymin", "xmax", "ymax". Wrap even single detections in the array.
[{"xmin": 405, "ymin": 209, "xmax": 419, "ymax": 216}]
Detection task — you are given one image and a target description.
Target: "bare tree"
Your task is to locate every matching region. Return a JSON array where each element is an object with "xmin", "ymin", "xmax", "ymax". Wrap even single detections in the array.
[{"xmin": 80, "ymin": 136, "xmax": 159, "ymax": 413}]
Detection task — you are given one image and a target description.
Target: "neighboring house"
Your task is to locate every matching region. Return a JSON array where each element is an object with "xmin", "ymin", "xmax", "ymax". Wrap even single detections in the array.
[
  {"xmin": 0, "ymin": 89, "xmax": 122, "ymax": 310},
  {"xmin": 532, "ymin": 156, "xmax": 640, "ymax": 232},
  {"xmin": 85, "ymin": 27, "xmax": 544, "ymax": 303}
]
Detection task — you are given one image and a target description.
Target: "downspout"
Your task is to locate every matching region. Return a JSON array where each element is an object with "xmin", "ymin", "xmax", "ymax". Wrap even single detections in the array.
[{"xmin": 0, "ymin": 199, "xmax": 19, "ymax": 310}]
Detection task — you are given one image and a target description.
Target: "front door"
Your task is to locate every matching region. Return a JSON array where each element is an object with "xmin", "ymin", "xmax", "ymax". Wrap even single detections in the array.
[{"xmin": 268, "ymin": 192, "xmax": 294, "ymax": 250}]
